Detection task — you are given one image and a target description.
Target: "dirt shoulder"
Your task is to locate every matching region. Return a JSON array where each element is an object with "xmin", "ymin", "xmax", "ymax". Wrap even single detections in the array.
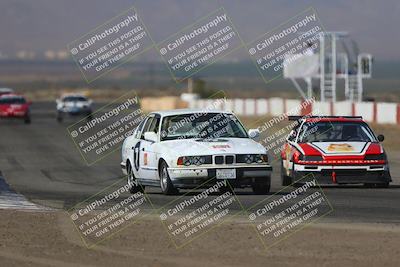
[{"xmin": 0, "ymin": 210, "xmax": 399, "ymax": 267}]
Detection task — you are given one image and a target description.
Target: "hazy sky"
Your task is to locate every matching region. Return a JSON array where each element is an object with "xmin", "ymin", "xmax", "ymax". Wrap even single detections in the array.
[{"xmin": 0, "ymin": 0, "xmax": 399, "ymax": 60}]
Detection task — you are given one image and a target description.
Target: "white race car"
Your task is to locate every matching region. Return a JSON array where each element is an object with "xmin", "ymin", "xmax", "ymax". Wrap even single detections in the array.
[
  {"xmin": 56, "ymin": 94, "xmax": 93, "ymax": 122},
  {"xmin": 121, "ymin": 109, "xmax": 272, "ymax": 195}
]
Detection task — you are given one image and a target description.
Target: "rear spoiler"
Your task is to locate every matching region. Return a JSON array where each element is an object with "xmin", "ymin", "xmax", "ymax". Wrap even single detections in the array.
[{"xmin": 288, "ymin": 116, "xmax": 363, "ymax": 121}]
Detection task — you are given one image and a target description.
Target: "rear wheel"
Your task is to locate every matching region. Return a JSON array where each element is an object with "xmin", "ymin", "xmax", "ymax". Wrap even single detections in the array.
[{"xmin": 159, "ymin": 161, "xmax": 178, "ymax": 195}]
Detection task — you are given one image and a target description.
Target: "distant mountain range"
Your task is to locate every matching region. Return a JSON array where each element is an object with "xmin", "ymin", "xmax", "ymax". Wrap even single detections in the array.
[{"xmin": 0, "ymin": 0, "xmax": 399, "ymax": 61}]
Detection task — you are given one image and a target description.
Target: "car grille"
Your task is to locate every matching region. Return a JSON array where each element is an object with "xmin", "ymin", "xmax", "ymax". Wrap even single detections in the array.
[
  {"xmin": 321, "ymin": 169, "xmax": 367, "ymax": 177},
  {"xmin": 213, "ymin": 155, "xmax": 235, "ymax": 165}
]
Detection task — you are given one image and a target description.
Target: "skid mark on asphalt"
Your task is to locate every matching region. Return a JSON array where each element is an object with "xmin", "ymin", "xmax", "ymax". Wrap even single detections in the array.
[{"xmin": 0, "ymin": 172, "xmax": 50, "ymax": 211}]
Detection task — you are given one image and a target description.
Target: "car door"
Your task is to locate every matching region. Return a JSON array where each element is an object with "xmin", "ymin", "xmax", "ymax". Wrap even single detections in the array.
[
  {"xmin": 130, "ymin": 116, "xmax": 148, "ymax": 178},
  {"xmin": 138, "ymin": 114, "xmax": 160, "ymax": 180}
]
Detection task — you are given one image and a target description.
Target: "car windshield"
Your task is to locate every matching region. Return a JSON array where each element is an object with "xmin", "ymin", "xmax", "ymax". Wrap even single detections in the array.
[
  {"xmin": 297, "ymin": 121, "xmax": 376, "ymax": 143},
  {"xmin": 160, "ymin": 113, "xmax": 248, "ymax": 141},
  {"xmin": 63, "ymin": 96, "xmax": 87, "ymax": 102},
  {"xmin": 0, "ymin": 96, "xmax": 26, "ymax": 104}
]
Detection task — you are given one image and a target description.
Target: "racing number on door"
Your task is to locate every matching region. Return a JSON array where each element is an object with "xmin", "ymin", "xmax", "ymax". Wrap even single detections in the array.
[{"xmin": 133, "ymin": 141, "xmax": 141, "ymax": 171}]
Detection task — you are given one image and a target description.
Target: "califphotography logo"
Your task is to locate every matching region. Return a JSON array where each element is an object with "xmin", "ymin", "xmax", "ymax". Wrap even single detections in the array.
[
  {"xmin": 157, "ymin": 179, "xmax": 244, "ymax": 248},
  {"xmin": 246, "ymin": 7, "xmax": 325, "ymax": 85},
  {"xmin": 68, "ymin": 6, "xmax": 153, "ymax": 82},
  {"xmin": 157, "ymin": 7, "xmax": 243, "ymax": 82},
  {"xmin": 67, "ymin": 177, "xmax": 151, "ymax": 248},
  {"xmin": 67, "ymin": 90, "xmax": 145, "ymax": 165},
  {"xmin": 247, "ymin": 174, "xmax": 333, "ymax": 250}
]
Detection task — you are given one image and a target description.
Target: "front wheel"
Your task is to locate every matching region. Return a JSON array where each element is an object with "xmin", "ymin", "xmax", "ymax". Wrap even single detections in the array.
[
  {"xmin": 364, "ymin": 182, "xmax": 389, "ymax": 188},
  {"xmin": 57, "ymin": 112, "xmax": 63, "ymax": 123},
  {"xmin": 127, "ymin": 163, "xmax": 144, "ymax": 193},
  {"xmin": 159, "ymin": 161, "xmax": 178, "ymax": 195},
  {"xmin": 87, "ymin": 112, "xmax": 93, "ymax": 121},
  {"xmin": 281, "ymin": 160, "xmax": 292, "ymax": 186},
  {"xmin": 252, "ymin": 178, "xmax": 271, "ymax": 195}
]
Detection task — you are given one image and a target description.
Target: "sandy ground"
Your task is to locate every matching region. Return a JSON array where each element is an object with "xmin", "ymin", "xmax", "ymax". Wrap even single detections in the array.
[{"xmin": 0, "ymin": 210, "xmax": 399, "ymax": 267}]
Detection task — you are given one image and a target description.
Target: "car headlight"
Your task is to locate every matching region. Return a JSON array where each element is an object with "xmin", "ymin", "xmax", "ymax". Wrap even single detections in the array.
[
  {"xmin": 244, "ymin": 154, "xmax": 254, "ymax": 164},
  {"xmin": 177, "ymin": 156, "xmax": 211, "ymax": 166},
  {"xmin": 238, "ymin": 154, "xmax": 268, "ymax": 164}
]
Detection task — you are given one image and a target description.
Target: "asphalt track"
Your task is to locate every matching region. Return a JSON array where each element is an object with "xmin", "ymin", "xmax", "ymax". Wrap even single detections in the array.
[{"xmin": 0, "ymin": 102, "xmax": 400, "ymax": 224}]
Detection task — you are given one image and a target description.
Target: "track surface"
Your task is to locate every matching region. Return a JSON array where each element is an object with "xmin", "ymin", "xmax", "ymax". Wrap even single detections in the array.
[{"xmin": 1, "ymin": 102, "xmax": 400, "ymax": 224}]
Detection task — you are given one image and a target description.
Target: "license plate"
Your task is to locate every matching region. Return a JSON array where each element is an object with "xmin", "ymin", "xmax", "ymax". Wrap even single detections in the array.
[{"xmin": 216, "ymin": 169, "xmax": 236, "ymax": 179}]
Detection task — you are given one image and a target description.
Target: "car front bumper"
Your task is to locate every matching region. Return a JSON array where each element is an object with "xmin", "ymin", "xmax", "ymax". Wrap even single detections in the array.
[
  {"xmin": 292, "ymin": 164, "xmax": 391, "ymax": 184},
  {"xmin": 0, "ymin": 111, "xmax": 28, "ymax": 117},
  {"xmin": 58, "ymin": 107, "xmax": 91, "ymax": 116},
  {"xmin": 167, "ymin": 165, "xmax": 272, "ymax": 189}
]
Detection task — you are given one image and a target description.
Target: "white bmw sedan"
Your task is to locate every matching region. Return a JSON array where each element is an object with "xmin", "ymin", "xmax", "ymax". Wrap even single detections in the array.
[{"xmin": 121, "ymin": 109, "xmax": 272, "ymax": 195}]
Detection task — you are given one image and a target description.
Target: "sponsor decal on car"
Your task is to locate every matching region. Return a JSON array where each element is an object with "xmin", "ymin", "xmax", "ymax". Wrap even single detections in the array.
[
  {"xmin": 327, "ymin": 143, "xmax": 354, "ymax": 152},
  {"xmin": 212, "ymin": 144, "xmax": 230, "ymax": 149}
]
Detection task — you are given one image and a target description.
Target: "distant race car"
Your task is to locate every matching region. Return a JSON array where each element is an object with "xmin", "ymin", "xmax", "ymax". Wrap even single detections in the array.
[
  {"xmin": 0, "ymin": 88, "xmax": 14, "ymax": 96},
  {"xmin": 0, "ymin": 93, "xmax": 31, "ymax": 123},
  {"xmin": 121, "ymin": 109, "xmax": 272, "ymax": 195},
  {"xmin": 56, "ymin": 94, "xmax": 93, "ymax": 122},
  {"xmin": 281, "ymin": 116, "xmax": 391, "ymax": 187}
]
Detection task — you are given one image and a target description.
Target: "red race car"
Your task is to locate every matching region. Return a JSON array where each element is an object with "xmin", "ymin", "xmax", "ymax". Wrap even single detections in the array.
[
  {"xmin": 0, "ymin": 88, "xmax": 14, "ymax": 96},
  {"xmin": 0, "ymin": 94, "xmax": 31, "ymax": 124},
  {"xmin": 281, "ymin": 116, "xmax": 391, "ymax": 188}
]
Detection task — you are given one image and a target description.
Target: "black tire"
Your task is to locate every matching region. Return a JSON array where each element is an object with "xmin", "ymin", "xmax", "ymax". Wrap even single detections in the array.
[
  {"xmin": 252, "ymin": 181, "xmax": 271, "ymax": 195},
  {"xmin": 24, "ymin": 116, "xmax": 31, "ymax": 124},
  {"xmin": 219, "ymin": 181, "xmax": 234, "ymax": 194},
  {"xmin": 376, "ymin": 182, "xmax": 390, "ymax": 188},
  {"xmin": 292, "ymin": 182, "xmax": 303, "ymax": 188},
  {"xmin": 159, "ymin": 160, "xmax": 178, "ymax": 195},
  {"xmin": 364, "ymin": 182, "xmax": 389, "ymax": 188},
  {"xmin": 127, "ymin": 162, "xmax": 144, "ymax": 193},
  {"xmin": 87, "ymin": 113, "xmax": 93, "ymax": 122},
  {"xmin": 281, "ymin": 160, "xmax": 292, "ymax": 186},
  {"xmin": 57, "ymin": 113, "xmax": 63, "ymax": 123},
  {"xmin": 363, "ymin": 183, "xmax": 374, "ymax": 188}
]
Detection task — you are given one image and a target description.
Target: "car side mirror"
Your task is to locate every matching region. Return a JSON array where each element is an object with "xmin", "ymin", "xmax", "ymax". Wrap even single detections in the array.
[
  {"xmin": 377, "ymin": 134, "xmax": 384, "ymax": 142},
  {"xmin": 248, "ymin": 129, "xmax": 260, "ymax": 140},
  {"xmin": 144, "ymin": 131, "xmax": 158, "ymax": 143}
]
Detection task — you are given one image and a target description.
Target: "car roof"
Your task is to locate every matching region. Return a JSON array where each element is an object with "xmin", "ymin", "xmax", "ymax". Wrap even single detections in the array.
[
  {"xmin": 288, "ymin": 116, "xmax": 365, "ymax": 123},
  {"xmin": 0, "ymin": 88, "xmax": 14, "ymax": 93},
  {"xmin": 304, "ymin": 117, "xmax": 364, "ymax": 123},
  {"xmin": 0, "ymin": 93, "xmax": 25, "ymax": 99},
  {"xmin": 150, "ymin": 109, "xmax": 233, "ymax": 117}
]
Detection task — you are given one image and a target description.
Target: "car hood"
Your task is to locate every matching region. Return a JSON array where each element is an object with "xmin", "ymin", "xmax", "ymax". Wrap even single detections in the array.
[
  {"xmin": 309, "ymin": 141, "xmax": 369, "ymax": 155},
  {"xmin": 161, "ymin": 138, "xmax": 266, "ymax": 157}
]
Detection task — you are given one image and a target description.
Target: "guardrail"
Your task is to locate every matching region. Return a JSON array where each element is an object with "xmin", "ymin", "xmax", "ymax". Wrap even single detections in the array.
[{"xmin": 187, "ymin": 98, "xmax": 400, "ymax": 125}]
